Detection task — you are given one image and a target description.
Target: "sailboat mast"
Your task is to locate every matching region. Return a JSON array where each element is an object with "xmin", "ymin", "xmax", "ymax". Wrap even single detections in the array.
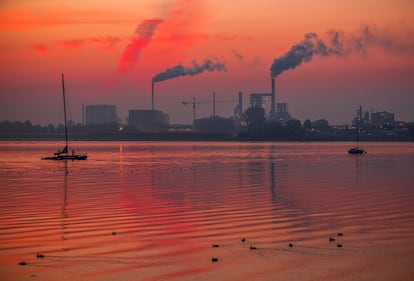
[{"xmin": 61, "ymin": 73, "xmax": 68, "ymax": 151}]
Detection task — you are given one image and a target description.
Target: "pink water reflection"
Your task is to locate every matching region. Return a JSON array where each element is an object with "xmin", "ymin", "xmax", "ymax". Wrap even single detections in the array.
[{"xmin": 1, "ymin": 141, "xmax": 413, "ymax": 281}]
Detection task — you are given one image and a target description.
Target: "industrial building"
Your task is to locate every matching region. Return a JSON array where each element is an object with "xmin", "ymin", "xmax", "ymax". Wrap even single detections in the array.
[
  {"xmin": 274, "ymin": 102, "xmax": 292, "ymax": 124},
  {"xmin": 193, "ymin": 116, "xmax": 235, "ymax": 134},
  {"xmin": 249, "ymin": 77, "xmax": 292, "ymax": 124},
  {"xmin": 128, "ymin": 110, "xmax": 169, "ymax": 133},
  {"xmin": 352, "ymin": 107, "xmax": 395, "ymax": 129},
  {"xmin": 371, "ymin": 111, "xmax": 395, "ymax": 129},
  {"xmin": 85, "ymin": 104, "xmax": 118, "ymax": 125}
]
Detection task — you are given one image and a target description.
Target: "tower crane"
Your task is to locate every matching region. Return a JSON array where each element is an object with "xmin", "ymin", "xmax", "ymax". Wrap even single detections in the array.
[{"xmin": 181, "ymin": 92, "xmax": 234, "ymax": 124}]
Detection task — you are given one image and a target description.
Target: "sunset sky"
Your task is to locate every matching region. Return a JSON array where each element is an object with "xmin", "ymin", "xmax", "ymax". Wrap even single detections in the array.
[{"xmin": 1, "ymin": 0, "xmax": 414, "ymax": 125}]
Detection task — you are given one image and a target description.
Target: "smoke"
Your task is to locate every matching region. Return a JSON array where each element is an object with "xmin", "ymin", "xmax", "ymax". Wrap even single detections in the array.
[
  {"xmin": 117, "ymin": 19, "xmax": 163, "ymax": 73},
  {"xmin": 32, "ymin": 43, "xmax": 49, "ymax": 53},
  {"xmin": 270, "ymin": 25, "xmax": 414, "ymax": 78},
  {"xmin": 152, "ymin": 57, "xmax": 227, "ymax": 83}
]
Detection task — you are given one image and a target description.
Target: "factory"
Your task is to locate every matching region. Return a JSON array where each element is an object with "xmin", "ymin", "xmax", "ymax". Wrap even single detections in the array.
[
  {"xmin": 124, "ymin": 76, "xmax": 293, "ymax": 134},
  {"xmin": 83, "ymin": 104, "xmax": 118, "ymax": 125},
  {"xmin": 248, "ymin": 77, "xmax": 292, "ymax": 125},
  {"xmin": 128, "ymin": 109, "xmax": 169, "ymax": 133}
]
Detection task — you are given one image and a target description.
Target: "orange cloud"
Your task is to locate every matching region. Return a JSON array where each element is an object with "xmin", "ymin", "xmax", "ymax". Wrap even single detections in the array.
[
  {"xmin": 31, "ymin": 43, "xmax": 49, "ymax": 53},
  {"xmin": 57, "ymin": 39, "xmax": 85, "ymax": 49},
  {"xmin": 213, "ymin": 33, "xmax": 254, "ymax": 41},
  {"xmin": 58, "ymin": 36, "xmax": 123, "ymax": 50},
  {"xmin": 31, "ymin": 36, "xmax": 123, "ymax": 53},
  {"xmin": 89, "ymin": 36, "xmax": 122, "ymax": 50},
  {"xmin": 0, "ymin": 8, "xmax": 137, "ymax": 30}
]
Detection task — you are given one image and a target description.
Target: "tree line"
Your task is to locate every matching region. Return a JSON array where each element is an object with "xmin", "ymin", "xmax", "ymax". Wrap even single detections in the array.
[{"xmin": 0, "ymin": 120, "xmax": 120, "ymax": 135}]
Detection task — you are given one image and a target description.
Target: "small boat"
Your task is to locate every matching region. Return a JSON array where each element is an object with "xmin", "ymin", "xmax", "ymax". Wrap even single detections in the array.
[
  {"xmin": 348, "ymin": 146, "xmax": 365, "ymax": 155},
  {"xmin": 42, "ymin": 74, "xmax": 87, "ymax": 161},
  {"xmin": 348, "ymin": 106, "xmax": 366, "ymax": 155}
]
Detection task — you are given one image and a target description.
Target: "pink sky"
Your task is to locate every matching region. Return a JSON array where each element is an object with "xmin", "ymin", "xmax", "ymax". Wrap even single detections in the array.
[{"xmin": 1, "ymin": 0, "xmax": 414, "ymax": 125}]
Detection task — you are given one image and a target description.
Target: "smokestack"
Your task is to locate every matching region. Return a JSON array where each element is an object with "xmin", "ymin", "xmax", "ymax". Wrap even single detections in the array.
[
  {"xmin": 270, "ymin": 77, "xmax": 276, "ymax": 117},
  {"xmin": 151, "ymin": 82, "xmax": 154, "ymax": 111},
  {"xmin": 82, "ymin": 104, "xmax": 85, "ymax": 125}
]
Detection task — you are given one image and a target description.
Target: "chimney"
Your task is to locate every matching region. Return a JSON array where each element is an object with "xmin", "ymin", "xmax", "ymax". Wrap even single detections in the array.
[
  {"xmin": 270, "ymin": 77, "xmax": 276, "ymax": 117},
  {"xmin": 151, "ymin": 82, "xmax": 154, "ymax": 111}
]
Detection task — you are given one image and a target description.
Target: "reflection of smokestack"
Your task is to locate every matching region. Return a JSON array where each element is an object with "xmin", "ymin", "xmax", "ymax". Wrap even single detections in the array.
[
  {"xmin": 238, "ymin": 91, "xmax": 243, "ymax": 115},
  {"xmin": 151, "ymin": 82, "xmax": 154, "ymax": 110},
  {"xmin": 270, "ymin": 77, "xmax": 276, "ymax": 117}
]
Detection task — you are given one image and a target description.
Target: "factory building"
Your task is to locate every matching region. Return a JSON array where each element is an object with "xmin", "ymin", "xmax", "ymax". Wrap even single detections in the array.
[
  {"xmin": 193, "ymin": 116, "xmax": 235, "ymax": 134},
  {"xmin": 128, "ymin": 110, "xmax": 169, "ymax": 132},
  {"xmin": 371, "ymin": 110, "xmax": 395, "ymax": 129},
  {"xmin": 274, "ymin": 102, "xmax": 292, "ymax": 125},
  {"xmin": 85, "ymin": 104, "xmax": 118, "ymax": 125},
  {"xmin": 249, "ymin": 77, "xmax": 292, "ymax": 124}
]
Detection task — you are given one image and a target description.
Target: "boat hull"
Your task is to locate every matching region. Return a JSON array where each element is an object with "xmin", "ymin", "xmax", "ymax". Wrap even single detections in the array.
[
  {"xmin": 348, "ymin": 147, "xmax": 366, "ymax": 155},
  {"xmin": 42, "ymin": 155, "xmax": 87, "ymax": 160}
]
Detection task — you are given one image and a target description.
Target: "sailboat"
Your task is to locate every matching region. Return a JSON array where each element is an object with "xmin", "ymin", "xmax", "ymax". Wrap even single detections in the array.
[
  {"xmin": 348, "ymin": 106, "xmax": 366, "ymax": 155},
  {"xmin": 42, "ymin": 74, "xmax": 87, "ymax": 160}
]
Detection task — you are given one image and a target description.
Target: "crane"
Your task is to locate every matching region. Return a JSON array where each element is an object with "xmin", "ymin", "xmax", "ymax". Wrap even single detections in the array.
[{"xmin": 181, "ymin": 92, "xmax": 234, "ymax": 124}]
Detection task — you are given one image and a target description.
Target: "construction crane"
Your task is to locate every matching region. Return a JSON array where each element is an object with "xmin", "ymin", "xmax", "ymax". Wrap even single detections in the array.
[{"xmin": 181, "ymin": 92, "xmax": 234, "ymax": 124}]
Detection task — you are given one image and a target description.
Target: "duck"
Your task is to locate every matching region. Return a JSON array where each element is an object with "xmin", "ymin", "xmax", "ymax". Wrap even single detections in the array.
[
  {"xmin": 288, "ymin": 243, "xmax": 293, "ymax": 247},
  {"xmin": 250, "ymin": 245, "xmax": 257, "ymax": 250},
  {"xmin": 329, "ymin": 237, "xmax": 336, "ymax": 242},
  {"xmin": 211, "ymin": 257, "xmax": 218, "ymax": 263},
  {"xmin": 212, "ymin": 244, "xmax": 219, "ymax": 248}
]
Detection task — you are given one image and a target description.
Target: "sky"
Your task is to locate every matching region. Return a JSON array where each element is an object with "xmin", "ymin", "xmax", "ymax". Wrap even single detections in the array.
[{"xmin": 1, "ymin": 0, "xmax": 414, "ymax": 125}]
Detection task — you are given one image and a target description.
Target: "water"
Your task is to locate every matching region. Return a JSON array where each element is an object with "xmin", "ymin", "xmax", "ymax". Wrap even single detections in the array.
[{"xmin": 1, "ymin": 141, "xmax": 413, "ymax": 281}]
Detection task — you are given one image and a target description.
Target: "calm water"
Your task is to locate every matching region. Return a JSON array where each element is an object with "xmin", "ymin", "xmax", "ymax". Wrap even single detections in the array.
[{"xmin": 0, "ymin": 141, "xmax": 413, "ymax": 281}]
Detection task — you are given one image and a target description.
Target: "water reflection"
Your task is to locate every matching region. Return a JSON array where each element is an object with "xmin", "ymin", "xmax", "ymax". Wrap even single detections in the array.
[
  {"xmin": 268, "ymin": 144, "xmax": 277, "ymax": 205},
  {"xmin": 61, "ymin": 162, "xmax": 68, "ymax": 243},
  {"xmin": 0, "ymin": 141, "xmax": 413, "ymax": 281}
]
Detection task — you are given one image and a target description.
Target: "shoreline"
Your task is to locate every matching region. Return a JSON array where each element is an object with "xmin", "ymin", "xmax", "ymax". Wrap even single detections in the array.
[{"xmin": 0, "ymin": 133, "xmax": 412, "ymax": 142}]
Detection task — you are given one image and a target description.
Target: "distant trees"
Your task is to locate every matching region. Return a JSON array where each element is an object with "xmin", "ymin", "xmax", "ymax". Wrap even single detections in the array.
[
  {"xmin": 264, "ymin": 119, "xmax": 304, "ymax": 140},
  {"xmin": 302, "ymin": 119, "xmax": 331, "ymax": 133},
  {"xmin": 0, "ymin": 120, "xmax": 120, "ymax": 135},
  {"xmin": 311, "ymin": 119, "xmax": 330, "ymax": 132},
  {"xmin": 0, "ymin": 120, "xmax": 52, "ymax": 134},
  {"xmin": 241, "ymin": 107, "xmax": 305, "ymax": 140},
  {"xmin": 408, "ymin": 122, "xmax": 414, "ymax": 140},
  {"xmin": 286, "ymin": 119, "xmax": 305, "ymax": 139}
]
